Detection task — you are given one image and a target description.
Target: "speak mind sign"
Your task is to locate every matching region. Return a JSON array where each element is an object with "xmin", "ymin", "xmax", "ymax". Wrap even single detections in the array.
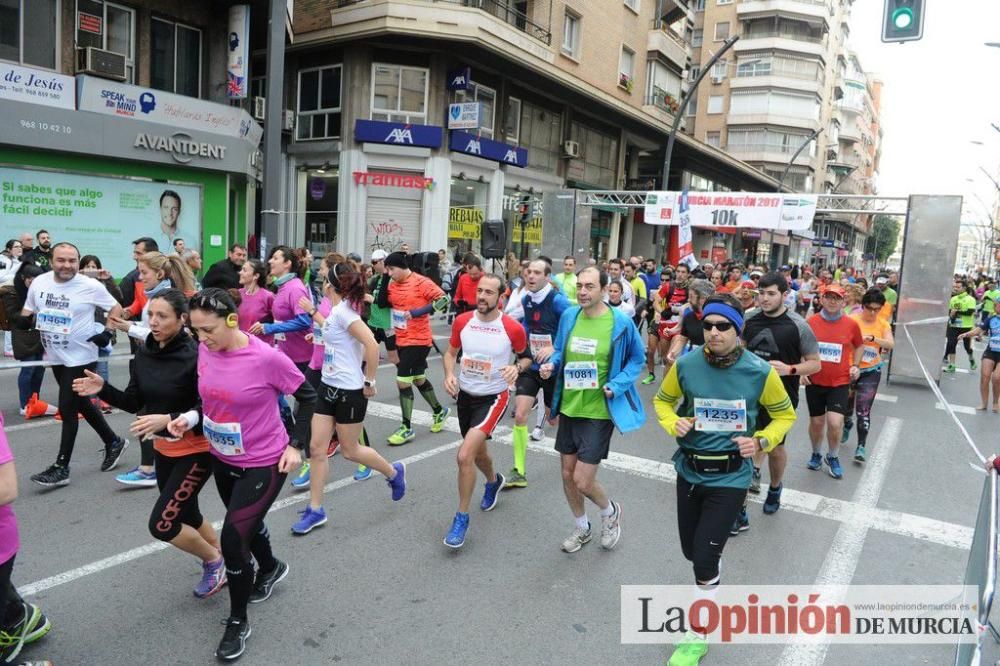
[{"xmin": 643, "ymin": 192, "xmax": 817, "ymax": 231}]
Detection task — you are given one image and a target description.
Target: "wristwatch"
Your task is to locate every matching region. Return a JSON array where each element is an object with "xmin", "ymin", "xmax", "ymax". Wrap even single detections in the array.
[
  {"xmin": 789, "ymin": 364, "xmax": 797, "ymax": 376},
  {"xmin": 364, "ymin": 379, "xmax": 376, "ymax": 388},
  {"xmin": 756, "ymin": 436, "xmax": 770, "ymax": 452}
]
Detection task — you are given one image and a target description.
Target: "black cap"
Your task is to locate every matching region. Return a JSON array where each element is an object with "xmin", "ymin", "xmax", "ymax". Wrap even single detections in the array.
[{"xmin": 385, "ymin": 251, "xmax": 409, "ymax": 269}]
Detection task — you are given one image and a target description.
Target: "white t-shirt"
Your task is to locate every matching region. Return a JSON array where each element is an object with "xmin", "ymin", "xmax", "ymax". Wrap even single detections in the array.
[
  {"xmin": 320, "ymin": 300, "xmax": 365, "ymax": 390},
  {"xmin": 504, "ymin": 286, "xmax": 527, "ymax": 321},
  {"xmin": 449, "ymin": 311, "xmax": 527, "ymax": 396},
  {"xmin": 24, "ymin": 272, "xmax": 118, "ymax": 367}
]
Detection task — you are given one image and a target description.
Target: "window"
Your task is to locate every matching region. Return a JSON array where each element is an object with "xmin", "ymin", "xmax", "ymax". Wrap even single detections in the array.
[
  {"xmin": 504, "ymin": 96, "xmax": 521, "ymax": 144},
  {"xmin": 0, "ymin": 0, "xmax": 58, "ymax": 69},
  {"xmin": 151, "ymin": 18, "xmax": 202, "ymax": 97},
  {"xmin": 562, "ymin": 11, "xmax": 580, "ymax": 58},
  {"xmin": 717, "ymin": 0, "xmax": 733, "ymax": 4},
  {"xmin": 714, "ymin": 21, "xmax": 730, "ymax": 41},
  {"xmin": 693, "ymin": 0, "xmax": 705, "ymax": 10},
  {"xmin": 371, "ymin": 63, "xmax": 428, "ymax": 123},
  {"xmin": 521, "ymin": 100, "xmax": 562, "ymax": 171},
  {"xmin": 692, "ymin": 29, "xmax": 703, "ymax": 47},
  {"xmin": 455, "ymin": 81, "xmax": 497, "ymax": 138},
  {"xmin": 624, "ymin": 0, "xmax": 639, "ymax": 12},
  {"xmin": 76, "ymin": 1, "xmax": 135, "ymax": 82},
  {"xmin": 686, "ymin": 95, "xmax": 698, "ymax": 116},
  {"xmin": 711, "ymin": 59, "xmax": 727, "ymax": 80},
  {"xmin": 727, "ymin": 128, "xmax": 815, "ymax": 155},
  {"xmin": 688, "ymin": 65, "xmax": 701, "ymax": 81},
  {"xmin": 707, "ymin": 95, "xmax": 724, "ymax": 114},
  {"xmin": 296, "ymin": 65, "xmax": 341, "ymax": 141},
  {"xmin": 570, "ymin": 122, "xmax": 619, "ymax": 188},
  {"xmin": 706, "ymin": 131, "xmax": 721, "ymax": 148},
  {"xmin": 250, "ymin": 76, "xmax": 265, "ymax": 99},
  {"xmin": 730, "ymin": 90, "xmax": 819, "ymax": 119},
  {"xmin": 619, "ymin": 46, "xmax": 634, "ymax": 81},
  {"xmin": 736, "ymin": 56, "xmax": 771, "ymax": 78}
]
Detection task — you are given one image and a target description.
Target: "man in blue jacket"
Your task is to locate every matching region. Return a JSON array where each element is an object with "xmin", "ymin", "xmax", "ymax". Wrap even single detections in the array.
[{"xmin": 540, "ymin": 266, "xmax": 646, "ymax": 554}]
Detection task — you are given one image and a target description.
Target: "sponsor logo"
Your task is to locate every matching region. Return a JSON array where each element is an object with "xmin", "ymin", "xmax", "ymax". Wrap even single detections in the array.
[{"xmin": 134, "ymin": 131, "xmax": 227, "ymax": 163}]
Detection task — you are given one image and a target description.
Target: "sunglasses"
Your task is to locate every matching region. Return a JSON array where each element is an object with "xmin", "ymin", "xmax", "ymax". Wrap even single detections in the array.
[
  {"xmin": 703, "ymin": 320, "xmax": 735, "ymax": 332},
  {"xmin": 190, "ymin": 293, "xmax": 234, "ymax": 315},
  {"xmin": 864, "ymin": 305, "xmax": 881, "ymax": 312}
]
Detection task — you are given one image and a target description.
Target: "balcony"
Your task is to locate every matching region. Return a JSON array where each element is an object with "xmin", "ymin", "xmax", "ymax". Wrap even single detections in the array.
[
  {"xmin": 648, "ymin": 21, "xmax": 691, "ymax": 70},
  {"xmin": 643, "ymin": 85, "xmax": 681, "ymax": 122},
  {"xmin": 838, "ymin": 116, "xmax": 861, "ymax": 143},
  {"xmin": 737, "ymin": 0, "xmax": 830, "ymax": 28},
  {"xmin": 730, "ymin": 72, "xmax": 822, "ymax": 95},
  {"xmin": 734, "ymin": 33, "xmax": 825, "ymax": 57},
  {"xmin": 727, "ymin": 111, "xmax": 821, "ymax": 131},
  {"xmin": 725, "ymin": 144, "xmax": 813, "ymax": 166}
]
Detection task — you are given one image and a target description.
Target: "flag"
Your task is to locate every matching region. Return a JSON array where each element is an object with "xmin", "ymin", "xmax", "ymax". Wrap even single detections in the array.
[{"xmin": 677, "ymin": 188, "xmax": 699, "ymax": 270}]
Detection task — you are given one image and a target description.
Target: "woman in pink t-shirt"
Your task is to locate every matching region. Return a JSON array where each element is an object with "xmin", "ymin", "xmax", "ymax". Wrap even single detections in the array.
[
  {"xmin": 168, "ymin": 288, "xmax": 316, "ymax": 662},
  {"xmin": 237, "ymin": 259, "xmax": 275, "ymax": 346},
  {"xmin": 248, "ymin": 246, "xmax": 312, "ymax": 365},
  {"xmin": 0, "ymin": 413, "xmax": 52, "ymax": 662}
]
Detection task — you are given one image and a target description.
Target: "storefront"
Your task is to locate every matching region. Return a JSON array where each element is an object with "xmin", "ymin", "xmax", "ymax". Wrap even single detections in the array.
[{"xmin": 0, "ymin": 66, "xmax": 261, "ymax": 277}]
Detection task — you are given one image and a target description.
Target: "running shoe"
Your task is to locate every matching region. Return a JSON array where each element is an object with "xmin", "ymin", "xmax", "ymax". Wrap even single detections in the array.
[
  {"xmin": 99, "ymin": 400, "xmax": 113, "ymax": 414},
  {"xmin": 530, "ymin": 426, "xmax": 545, "ymax": 441},
  {"xmin": 443, "ymin": 512, "xmax": 470, "ymax": 549},
  {"xmin": 668, "ymin": 631, "xmax": 709, "ymax": 666},
  {"xmin": 248, "ymin": 559, "xmax": 289, "ymax": 603},
  {"xmin": 290, "ymin": 461, "xmax": 311, "ymax": 489},
  {"xmin": 970, "ymin": 357, "xmax": 978, "ymax": 371},
  {"xmin": 504, "ymin": 469, "xmax": 527, "ymax": 489},
  {"xmin": 944, "ymin": 363, "xmax": 956, "ymax": 373},
  {"xmin": 353, "ymin": 465, "xmax": 373, "ymax": 481},
  {"xmin": 807, "ymin": 452, "xmax": 823, "ymax": 471},
  {"xmin": 100, "ymin": 437, "xmax": 129, "ymax": 472},
  {"xmin": 430, "ymin": 406, "xmax": 450, "ymax": 433},
  {"xmin": 480, "ymin": 471, "xmax": 505, "ymax": 511},
  {"xmin": 730, "ymin": 508, "xmax": 750, "ymax": 535},
  {"xmin": 327, "ymin": 436, "xmax": 340, "ymax": 458},
  {"xmin": 194, "ymin": 558, "xmax": 227, "ymax": 598},
  {"xmin": 387, "ymin": 426, "xmax": 415, "ymax": 445},
  {"xmin": 841, "ymin": 418, "xmax": 853, "ymax": 444},
  {"xmin": 216, "ymin": 616, "xmax": 251, "ymax": 661},
  {"xmin": 854, "ymin": 445, "xmax": 866, "ymax": 463},
  {"xmin": 291, "ymin": 506, "xmax": 327, "ymax": 535},
  {"xmin": 387, "ymin": 462, "xmax": 406, "ymax": 501},
  {"xmin": 824, "ymin": 454, "xmax": 844, "ymax": 480},
  {"xmin": 749, "ymin": 467, "xmax": 762, "ymax": 494},
  {"xmin": 600, "ymin": 500, "xmax": 623, "ymax": 549},
  {"xmin": 22, "ymin": 603, "xmax": 50, "ymax": 644},
  {"xmin": 641, "ymin": 372, "xmax": 656, "ymax": 385},
  {"xmin": 0, "ymin": 601, "xmax": 34, "ymax": 663},
  {"xmin": 561, "ymin": 524, "xmax": 592, "ymax": 553},
  {"xmin": 30, "ymin": 464, "xmax": 69, "ymax": 487},
  {"xmin": 763, "ymin": 485, "xmax": 782, "ymax": 515},
  {"xmin": 115, "ymin": 467, "xmax": 157, "ymax": 487}
]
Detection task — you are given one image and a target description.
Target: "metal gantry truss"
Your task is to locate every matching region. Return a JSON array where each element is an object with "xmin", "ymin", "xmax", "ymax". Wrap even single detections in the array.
[{"xmin": 578, "ymin": 191, "xmax": 911, "ymax": 217}]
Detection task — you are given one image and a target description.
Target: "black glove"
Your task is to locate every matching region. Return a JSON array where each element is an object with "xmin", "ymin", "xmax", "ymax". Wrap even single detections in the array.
[
  {"xmin": 88, "ymin": 329, "xmax": 114, "ymax": 348},
  {"xmin": 14, "ymin": 314, "xmax": 34, "ymax": 330}
]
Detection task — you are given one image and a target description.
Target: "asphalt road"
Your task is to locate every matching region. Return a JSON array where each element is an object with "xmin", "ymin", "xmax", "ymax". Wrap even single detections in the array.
[{"xmin": 1, "ymin": 326, "xmax": 997, "ymax": 665}]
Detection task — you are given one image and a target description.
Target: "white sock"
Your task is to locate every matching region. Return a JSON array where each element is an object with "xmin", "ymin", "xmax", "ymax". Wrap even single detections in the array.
[
  {"xmin": 45, "ymin": 404, "xmax": 57, "ymax": 415},
  {"xmin": 600, "ymin": 501, "xmax": 615, "ymax": 518},
  {"xmin": 574, "ymin": 514, "xmax": 590, "ymax": 530}
]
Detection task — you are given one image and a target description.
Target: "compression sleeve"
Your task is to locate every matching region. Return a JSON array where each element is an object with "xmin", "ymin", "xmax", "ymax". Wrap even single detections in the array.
[
  {"xmin": 653, "ymin": 363, "xmax": 684, "ymax": 437},
  {"xmin": 753, "ymin": 368, "xmax": 797, "ymax": 451},
  {"xmin": 263, "ymin": 313, "xmax": 312, "ymax": 335}
]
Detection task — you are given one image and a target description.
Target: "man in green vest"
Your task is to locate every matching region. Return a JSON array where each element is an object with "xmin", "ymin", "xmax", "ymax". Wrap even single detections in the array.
[
  {"xmin": 944, "ymin": 278, "xmax": 978, "ymax": 373},
  {"xmin": 552, "ymin": 255, "xmax": 578, "ymax": 304},
  {"xmin": 983, "ymin": 279, "xmax": 1000, "ymax": 316}
]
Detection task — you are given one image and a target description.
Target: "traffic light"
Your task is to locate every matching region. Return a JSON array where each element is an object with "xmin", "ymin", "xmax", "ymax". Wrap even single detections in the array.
[{"xmin": 881, "ymin": 0, "xmax": 925, "ymax": 43}]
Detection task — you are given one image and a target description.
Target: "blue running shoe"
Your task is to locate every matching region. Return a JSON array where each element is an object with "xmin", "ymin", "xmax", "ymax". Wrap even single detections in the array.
[
  {"xmin": 807, "ymin": 452, "xmax": 823, "ymax": 471},
  {"xmin": 825, "ymin": 455, "xmax": 844, "ymax": 480},
  {"xmin": 480, "ymin": 471, "xmax": 505, "ymax": 512},
  {"xmin": 353, "ymin": 465, "xmax": 373, "ymax": 481},
  {"xmin": 291, "ymin": 506, "xmax": 327, "ymax": 535},
  {"xmin": 194, "ymin": 557, "xmax": 227, "ymax": 598},
  {"xmin": 290, "ymin": 461, "xmax": 310, "ymax": 490},
  {"xmin": 388, "ymin": 462, "xmax": 406, "ymax": 501},
  {"xmin": 444, "ymin": 512, "xmax": 470, "ymax": 548},
  {"xmin": 115, "ymin": 466, "xmax": 157, "ymax": 487},
  {"xmin": 763, "ymin": 484, "xmax": 782, "ymax": 514}
]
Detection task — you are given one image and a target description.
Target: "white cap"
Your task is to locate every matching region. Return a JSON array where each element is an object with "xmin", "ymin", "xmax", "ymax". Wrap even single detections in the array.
[
  {"xmin": 875, "ymin": 276, "xmax": 888, "ymax": 285},
  {"xmin": 371, "ymin": 249, "xmax": 389, "ymax": 262}
]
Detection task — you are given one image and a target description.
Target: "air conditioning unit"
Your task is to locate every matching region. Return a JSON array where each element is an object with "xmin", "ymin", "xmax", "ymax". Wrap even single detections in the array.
[
  {"xmin": 252, "ymin": 96, "xmax": 266, "ymax": 121},
  {"xmin": 711, "ymin": 75, "xmax": 725, "ymax": 84},
  {"xmin": 562, "ymin": 140, "xmax": 580, "ymax": 158},
  {"xmin": 282, "ymin": 110, "xmax": 295, "ymax": 132},
  {"xmin": 76, "ymin": 47, "xmax": 127, "ymax": 81}
]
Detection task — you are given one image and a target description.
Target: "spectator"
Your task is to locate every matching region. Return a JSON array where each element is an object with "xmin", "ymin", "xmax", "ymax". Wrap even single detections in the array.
[
  {"xmin": 120, "ymin": 237, "xmax": 159, "ymax": 309},
  {"xmin": 0, "ymin": 239, "xmax": 22, "ymax": 284},
  {"xmin": 173, "ymin": 238, "xmax": 185, "ymax": 255},
  {"xmin": 201, "ymin": 243, "xmax": 247, "ymax": 290},
  {"xmin": 182, "ymin": 250, "xmax": 203, "ymax": 287},
  {"xmin": 21, "ymin": 230, "xmax": 52, "ymax": 270},
  {"xmin": 0, "ymin": 264, "xmax": 51, "ymax": 416}
]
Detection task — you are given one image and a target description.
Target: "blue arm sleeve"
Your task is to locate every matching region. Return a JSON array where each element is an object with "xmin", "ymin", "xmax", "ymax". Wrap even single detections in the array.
[{"xmin": 263, "ymin": 313, "xmax": 312, "ymax": 335}]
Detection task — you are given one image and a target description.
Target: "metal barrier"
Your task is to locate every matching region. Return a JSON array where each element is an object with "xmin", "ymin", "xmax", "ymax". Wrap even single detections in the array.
[{"xmin": 955, "ymin": 471, "xmax": 1000, "ymax": 665}]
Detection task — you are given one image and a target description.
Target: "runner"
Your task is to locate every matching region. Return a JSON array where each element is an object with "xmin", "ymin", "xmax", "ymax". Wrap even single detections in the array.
[
  {"xmin": 653, "ymin": 294, "xmax": 796, "ymax": 665},
  {"xmin": 507, "ymin": 259, "xmax": 570, "ymax": 489},
  {"xmin": 452, "ymin": 254, "xmax": 483, "ymax": 314},
  {"xmin": 959, "ymin": 293, "xmax": 1000, "ymax": 411},
  {"xmin": 539, "ymin": 266, "xmax": 646, "ymax": 553},
  {"xmin": 552, "ymin": 256, "xmax": 578, "ymax": 305},
  {"xmin": 365, "ymin": 249, "xmax": 397, "ymax": 364},
  {"xmin": 846, "ymin": 288, "xmax": 894, "ymax": 461},
  {"xmin": 18, "ymin": 243, "xmax": 129, "ymax": 487},
  {"xmin": 741, "ymin": 272, "xmax": 820, "ymax": 524},
  {"xmin": 805, "ymin": 284, "xmax": 864, "ymax": 480},
  {"xmin": 607, "ymin": 279, "xmax": 636, "ymax": 317},
  {"xmin": 236, "ymin": 259, "xmax": 275, "ymax": 346},
  {"xmin": 380, "ymin": 251, "xmax": 450, "ymax": 445},
  {"xmin": 944, "ymin": 277, "xmax": 977, "ymax": 373},
  {"xmin": 167, "ymin": 288, "xmax": 315, "ymax": 661},
  {"xmin": 665, "ymin": 279, "xmax": 715, "ymax": 365},
  {"xmin": 642, "ymin": 264, "xmax": 690, "ymax": 385},
  {"xmin": 291, "ymin": 264, "xmax": 406, "ymax": 535},
  {"xmin": 72, "ymin": 289, "xmax": 226, "ymax": 596},
  {"xmin": 606, "ymin": 259, "xmax": 634, "ymax": 304},
  {"xmin": 442, "ymin": 273, "xmax": 527, "ymax": 548},
  {"xmin": 0, "ymin": 411, "xmax": 52, "ymax": 663}
]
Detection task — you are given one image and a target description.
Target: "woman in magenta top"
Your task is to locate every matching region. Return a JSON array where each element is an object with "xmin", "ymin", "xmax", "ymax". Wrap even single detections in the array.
[
  {"xmin": 169, "ymin": 288, "xmax": 316, "ymax": 661},
  {"xmin": 248, "ymin": 246, "xmax": 312, "ymax": 367},
  {"xmin": 237, "ymin": 259, "xmax": 275, "ymax": 346}
]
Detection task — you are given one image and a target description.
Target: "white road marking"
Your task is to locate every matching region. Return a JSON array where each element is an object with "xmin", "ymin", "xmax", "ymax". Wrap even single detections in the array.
[
  {"xmin": 935, "ymin": 402, "xmax": 981, "ymax": 415},
  {"xmin": 776, "ymin": 417, "xmax": 903, "ymax": 665}
]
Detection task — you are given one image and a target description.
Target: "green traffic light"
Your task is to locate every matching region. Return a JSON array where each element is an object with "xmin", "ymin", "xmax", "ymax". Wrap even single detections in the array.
[{"xmin": 892, "ymin": 7, "xmax": 913, "ymax": 30}]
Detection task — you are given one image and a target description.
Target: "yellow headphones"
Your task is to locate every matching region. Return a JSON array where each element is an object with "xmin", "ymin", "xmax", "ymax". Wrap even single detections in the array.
[{"xmin": 226, "ymin": 313, "xmax": 238, "ymax": 328}]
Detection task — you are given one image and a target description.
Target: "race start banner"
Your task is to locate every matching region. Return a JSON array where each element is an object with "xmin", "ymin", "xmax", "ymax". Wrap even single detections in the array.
[{"xmin": 643, "ymin": 192, "xmax": 817, "ymax": 231}]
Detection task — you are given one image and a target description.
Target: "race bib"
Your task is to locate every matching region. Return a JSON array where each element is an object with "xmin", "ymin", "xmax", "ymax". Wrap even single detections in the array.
[
  {"xmin": 529, "ymin": 333, "xmax": 552, "ymax": 356},
  {"xmin": 274, "ymin": 332, "xmax": 286, "ymax": 342},
  {"xmin": 461, "ymin": 353, "xmax": 493, "ymax": 380},
  {"xmin": 693, "ymin": 398, "xmax": 747, "ymax": 432},
  {"xmin": 36, "ymin": 309, "xmax": 72, "ymax": 335},
  {"xmin": 391, "ymin": 309, "xmax": 408, "ymax": 330},
  {"xmin": 861, "ymin": 346, "xmax": 880, "ymax": 365},
  {"xmin": 563, "ymin": 361, "xmax": 599, "ymax": 390},
  {"xmin": 313, "ymin": 323, "xmax": 323, "ymax": 346},
  {"xmin": 569, "ymin": 336, "xmax": 598, "ymax": 356},
  {"xmin": 323, "ymin": 345, "xmax": 335, "ymax": 377},
  {"xmin": 203, "ymin": 416, "xmax": 245, "ymax": 457},
  {"xmin": 817, "ymin": 341, "xmax": 843, "ymax": 364}
]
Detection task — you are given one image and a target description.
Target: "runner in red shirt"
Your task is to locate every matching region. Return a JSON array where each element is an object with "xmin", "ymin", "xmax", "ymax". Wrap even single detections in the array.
[
  {"xmin": 452, "ymin": 255, "xmax": 483, "ymax": 314},
  {"xmin": 805, "ymin": 284, "xmax": 864, "ymax": 480}
]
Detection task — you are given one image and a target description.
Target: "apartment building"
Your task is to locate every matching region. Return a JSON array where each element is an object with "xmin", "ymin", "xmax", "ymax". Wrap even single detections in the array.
[{"xmin": 276, "ymin": 0, "xmax": 788, "ymax": 263}]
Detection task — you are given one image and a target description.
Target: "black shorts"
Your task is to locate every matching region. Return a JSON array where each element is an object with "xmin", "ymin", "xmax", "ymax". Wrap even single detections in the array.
[
  {"xmin": 805, "ymin": 384, "xmax": 850, "ymax": 417},
  {"xmin": 756, "ymin": 390, "xmax": 800, "ymax": 445},
  {"xmin": 514, "ymin": 368, "xmax": 556, "ymax": 408},
  {"xmin": 457, "ymin": 390, "xmax": 509, "ymax": 438},
  {"xmin": 372, "ymin": 326, "xmax": 397, "ymax": 351},
  {"xmin": 396, "ymin": 345, "xmax": 431, "ymax": 378},
  {"xmin": 983, "ymin": 350, "xmax": 1000, "ymax": 364},
  {"xmin": 315, "ymin": 385, "xmax": 368, "ymax": 424},
  {"xmin": 554, "ymin": 414, "xmax": 614, "ymax": 465}
]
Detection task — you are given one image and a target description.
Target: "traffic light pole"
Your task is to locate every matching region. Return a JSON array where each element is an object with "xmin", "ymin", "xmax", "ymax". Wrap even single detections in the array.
[
  {"xmin": 261, "ymin": 0, "xmax": 288, "ymax": 256},
  {"xmin": 777, "ymin": 127, "xmax": 822, "ymax": 193}
]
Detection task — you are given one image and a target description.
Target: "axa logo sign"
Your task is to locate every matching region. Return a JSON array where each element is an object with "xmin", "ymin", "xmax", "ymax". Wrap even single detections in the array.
[
  {"xmin": 502, "ymin": 149, "xmax": 519, "ymax": 164},
  {"xmin": 386, "ymin": 127, "xmax": 414, "ymax": 144},
  {"xmin": 464, "ymin": 139, "xmax": 481, "ymax": 155}
]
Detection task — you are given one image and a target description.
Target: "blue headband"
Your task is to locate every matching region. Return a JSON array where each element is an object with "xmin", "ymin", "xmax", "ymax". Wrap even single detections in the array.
[{"xmin": 702, "ymin": 302, "xmax": 744, "ymax": 334}]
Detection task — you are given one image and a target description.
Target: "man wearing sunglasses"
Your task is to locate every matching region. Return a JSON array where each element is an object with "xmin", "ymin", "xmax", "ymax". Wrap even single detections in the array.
[
  {"xmin": 653, "ymin": 293, "xmax": 796, "ymax": 665},
  {"xmin": 804, "ymin": 284, "xmax": 864, "ymax": 480}
]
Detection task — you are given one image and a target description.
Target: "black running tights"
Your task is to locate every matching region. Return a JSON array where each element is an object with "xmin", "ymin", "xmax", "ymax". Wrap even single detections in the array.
[
  {"xmin": 52, "ymin": 363, "xmax": 117, "ymax": 467},
  {"xmin": 676, "ymin": 476, "xmax": 747, "ymax": 583}
]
